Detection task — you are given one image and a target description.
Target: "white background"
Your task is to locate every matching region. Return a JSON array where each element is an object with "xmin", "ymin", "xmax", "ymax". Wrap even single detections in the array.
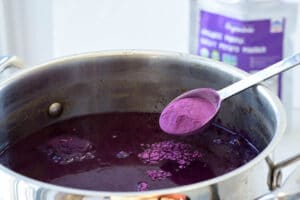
[
  {"xmin": 0, "ymin": 1, "xmax": 300, "ymax": 199},
  {"xmin": 0, "ymin": 0, "xmax": 190, "ymax": 65}
]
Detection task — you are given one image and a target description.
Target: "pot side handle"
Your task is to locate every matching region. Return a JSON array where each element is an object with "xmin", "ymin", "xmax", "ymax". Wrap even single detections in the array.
[
  {"xmin": 0, "ymin": 56, "xmax": 23, "ymax": 80},
  {"xmin": 256, "ymin": 154, "xmax": 300, "ymax": 200}
]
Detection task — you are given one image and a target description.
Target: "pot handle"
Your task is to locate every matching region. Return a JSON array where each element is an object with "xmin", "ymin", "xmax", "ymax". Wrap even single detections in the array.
[
  {"xmin": 0, "ymin": 56, "xmax": 23, "ymax": 79},
  {"xmin": 256, "ymin": 154, "xmax": 300, "ymax": 200}
]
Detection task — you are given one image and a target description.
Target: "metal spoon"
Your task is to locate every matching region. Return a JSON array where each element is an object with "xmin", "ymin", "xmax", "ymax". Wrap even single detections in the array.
[{"xmin": 159, "ymin": 53, "xmax": 300, "ymax": 135}]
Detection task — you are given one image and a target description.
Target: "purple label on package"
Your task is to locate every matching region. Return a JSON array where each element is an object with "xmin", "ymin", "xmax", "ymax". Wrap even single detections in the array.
[{"xmin": 197, "ymin": 10, "xmax": 284, "ymax": 71}]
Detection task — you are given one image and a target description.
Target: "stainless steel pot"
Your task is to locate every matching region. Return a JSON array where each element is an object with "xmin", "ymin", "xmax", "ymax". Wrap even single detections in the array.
[{"xmin": 0, "ymin": 51, "xmax": 298, "ymax": 200}]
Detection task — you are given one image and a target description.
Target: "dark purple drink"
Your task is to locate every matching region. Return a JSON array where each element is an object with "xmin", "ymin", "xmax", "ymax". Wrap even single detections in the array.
[{"xmin": 0, "ymin": 112, "xmax": 259, "ymax": 192}]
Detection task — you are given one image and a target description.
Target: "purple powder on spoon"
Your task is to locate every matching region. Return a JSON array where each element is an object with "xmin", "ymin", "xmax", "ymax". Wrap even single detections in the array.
[{"xmin": 159, "ymin": 97, "xmax": 217, "ymax": 135}]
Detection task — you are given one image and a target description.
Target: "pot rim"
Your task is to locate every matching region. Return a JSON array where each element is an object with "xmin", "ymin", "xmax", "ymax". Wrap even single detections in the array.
[{"xmin": 0, "ymin": 50, "xmax": 287, "ymax": 196}]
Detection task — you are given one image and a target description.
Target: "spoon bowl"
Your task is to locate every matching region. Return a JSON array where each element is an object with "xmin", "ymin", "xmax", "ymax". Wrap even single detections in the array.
[
  {"xmin": 159, "ymin": 53, "xmax": 300, "ymax": 135},
  {"xmin": 159, "ymin": 88, "xmax": 221, "ymax": 135}
]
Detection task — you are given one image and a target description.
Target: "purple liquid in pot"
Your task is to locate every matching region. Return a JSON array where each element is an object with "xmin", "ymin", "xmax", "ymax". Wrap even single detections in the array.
[{"xmin": 0, "ymin": 112, "xmax": 259, "ymax": 192}]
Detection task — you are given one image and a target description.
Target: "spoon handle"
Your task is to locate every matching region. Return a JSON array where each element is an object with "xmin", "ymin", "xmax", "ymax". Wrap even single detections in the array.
[{"xmin": 218, "ymin": 53, "xmax": 300, "ymax": 100}]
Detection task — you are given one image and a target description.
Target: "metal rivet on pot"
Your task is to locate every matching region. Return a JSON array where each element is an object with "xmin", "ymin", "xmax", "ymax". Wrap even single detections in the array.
[{"xmin": 48, "ymin": 102, "xmax": 63, "ymax": 118}]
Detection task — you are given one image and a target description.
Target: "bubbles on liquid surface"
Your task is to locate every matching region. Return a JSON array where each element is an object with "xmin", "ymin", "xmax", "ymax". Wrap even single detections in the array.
[
  {"xmin": 213, "ymin": 138, "xmax": 223, "ymax": 145},
  {"xmin": 112, "ymin": 135, "xmax": 118, "ymax": 139},
  {"xmin": 138, "ymin": 140, "xmax": 202, "ymax": 169},
  {"xmin": 40, "ymin": 136, "xmax": 96, "ymax": 165},
  {"xmin": 116, "ymin": 151, "xmax": 130, "ymax": 159},
  {"xmin": 146, "ymin": 169, "xmax": 171, "ymax": 181},
  {"xmin": 137, "ymin": 181, "xmax": 148, "ymax": 191},
  {"xmin": 229, "ymin": 138, "xmax": 241, "ymax": 146}
]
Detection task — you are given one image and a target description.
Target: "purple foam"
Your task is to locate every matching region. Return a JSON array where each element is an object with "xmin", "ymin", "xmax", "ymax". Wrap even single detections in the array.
[
  {"xmin": 138, "ymin": 140, "xmax": 202, "ymax": 169},
  {"xmin": 40, "ymin": 136, "xmax": 95, "ymax": 165}
]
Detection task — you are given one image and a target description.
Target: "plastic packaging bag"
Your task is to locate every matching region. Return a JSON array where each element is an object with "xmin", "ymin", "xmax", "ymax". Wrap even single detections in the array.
[
  {"xmin": 189, "ymin": 0, "xmax": 299, "ymax": 132},
  {"xmin": 190, "ymin": 0, "xmax": 297, "ymax": 96}
]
